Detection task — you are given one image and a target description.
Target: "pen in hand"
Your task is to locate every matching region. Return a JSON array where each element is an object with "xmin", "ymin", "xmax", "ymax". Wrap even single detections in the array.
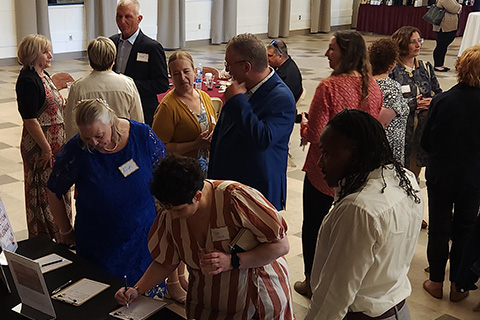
[
  {"xmin": 124, "ymin": 275, "xmax": 129, "ymax": 308},
  {"xmin": 51, "ymin": 279, "xmax": 73, "ymax": 295}
]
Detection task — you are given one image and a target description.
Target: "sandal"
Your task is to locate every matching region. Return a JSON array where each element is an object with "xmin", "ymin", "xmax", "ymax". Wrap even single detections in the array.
[
  {"xmin": 178, "ymin": 273, "xmax": 189, "ymax": 291},
  {"xmin": 166, "ymin": 280, "xmax": 187, "ymax": 304}
]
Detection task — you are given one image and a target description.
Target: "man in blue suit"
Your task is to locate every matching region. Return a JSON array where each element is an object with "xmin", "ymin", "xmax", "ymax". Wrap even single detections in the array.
[
  {"xmin": 208, "ymin": 33, "xmax": 296, "ymax": 210},
  {"xmin": 110, "ymin": 0, "xmax": 169, "ymax": 126}
]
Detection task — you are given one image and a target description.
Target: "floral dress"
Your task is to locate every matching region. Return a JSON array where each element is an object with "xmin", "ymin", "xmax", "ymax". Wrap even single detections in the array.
[
  {"xmin": 17, "ymin": 69, "xmax": 72, "ymax": 240},
  {"xmin": 389, "ymin": 60, "xmax": 442, "ymax": 167}
]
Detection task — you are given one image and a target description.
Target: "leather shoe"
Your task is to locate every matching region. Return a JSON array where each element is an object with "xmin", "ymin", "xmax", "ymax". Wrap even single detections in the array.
[
  {"xmin": 450, "ymin": 282, "xmax": 469, "ymax": 302},
  {"xmin": 294, "ymin": 279, "xmax": 312, "ymax": 299},
  {"xmin": 434, "ymin": 66, "xmax": 450, "ymax": 72},
  {"xmin": 423, "ymin": 280, "xmax": 443, "ymax": 299}
]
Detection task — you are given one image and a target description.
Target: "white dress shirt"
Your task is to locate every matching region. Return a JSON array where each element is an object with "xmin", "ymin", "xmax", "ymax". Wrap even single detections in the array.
[{"xmin": 305, "ymin": 165, "xmax": 423, "ymax": 320}]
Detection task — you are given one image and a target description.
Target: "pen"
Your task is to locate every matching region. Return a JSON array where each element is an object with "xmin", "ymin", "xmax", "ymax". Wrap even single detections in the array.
[
  {"xmin": 42, "ymin": 259, "xmax": 63, "ymax": 267},
  {"xmin": 51, "ymin": 279, "xmax": 72, "ymax": 295},
  {"xmin": 124, "ymin": 275, "xmax": 129, "ymax": 309}
]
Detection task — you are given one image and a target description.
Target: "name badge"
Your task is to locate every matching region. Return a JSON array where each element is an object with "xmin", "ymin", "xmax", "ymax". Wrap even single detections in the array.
[
  {"xmin": 401, "ymin": 85, "xmax": 411, "ymax": 94},
  {"xmin": 118, "ymin": 159, "xmax": 139, "ymax": 177},
  {"xmin": 211, "ymin": 227, "xmax": 230, "ymax": 242},
  {"xmin": 137, "ymin": 52, "xmax": 149, "ymax": 62}
]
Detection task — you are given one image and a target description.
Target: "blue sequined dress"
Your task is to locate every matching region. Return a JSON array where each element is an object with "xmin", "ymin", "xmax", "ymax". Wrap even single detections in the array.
[{"xmin": 48, "ymin": 120, "xmax": 166, "ymax": 284}]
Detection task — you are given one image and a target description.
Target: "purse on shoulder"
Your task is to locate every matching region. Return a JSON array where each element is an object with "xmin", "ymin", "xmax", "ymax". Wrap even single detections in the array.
[{"xmin": 422, "ymin": 4, "xmax": 446, "ymax": 25}]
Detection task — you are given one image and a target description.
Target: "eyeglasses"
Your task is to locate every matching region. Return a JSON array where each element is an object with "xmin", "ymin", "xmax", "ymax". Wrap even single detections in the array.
[
  {"xmin": 224, "ymin": 60, "xmax": 247, "ymax": 72},
  {"xmin": 410, "ymin": 38, "xmax": 424, "ymax": 45},
  {"xmin": 270, "ymin": 39, "xmax": 283, "ymax": 54}
]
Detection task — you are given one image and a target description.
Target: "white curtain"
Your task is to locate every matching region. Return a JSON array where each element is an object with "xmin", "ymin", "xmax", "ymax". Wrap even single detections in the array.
[
  {"xmin": 15, "ymin": 0, "xmax": 51, "ymax": 43},
  {"xmin": 157, "ymin": 0, "xmax": 185, "ymax": 49},
  {"xmin": 211, "ymin": 0, "xmax": 237, "ymax": 44},
  {"xmin": 310, "ymin": 0, "xmax": 331, "ymax": 33},
  {"xmin": 268, "ymin": 0, "xmax": 291, "ymax": 38},
  {"xmin": 84, "ymin": 0, "xmax": 118, "ymax": 42}
]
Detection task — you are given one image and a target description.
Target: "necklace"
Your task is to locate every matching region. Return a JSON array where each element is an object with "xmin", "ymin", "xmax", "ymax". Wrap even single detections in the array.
[{"xmin": 103, "ymin": 140, "xmax": 119, "ymax": 152}]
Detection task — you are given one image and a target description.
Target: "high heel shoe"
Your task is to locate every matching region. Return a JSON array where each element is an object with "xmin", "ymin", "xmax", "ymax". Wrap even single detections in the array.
[
  {"xmin": 178, "ymin": 273, "xmax": 188, "ymax": 291},
  {"xmin": 423, "ymin": 280, "xmax": 443, "ymax": 299},
  {"xmin": 166, "ymin": 280, "xmax": 187, "ymax": 304}
]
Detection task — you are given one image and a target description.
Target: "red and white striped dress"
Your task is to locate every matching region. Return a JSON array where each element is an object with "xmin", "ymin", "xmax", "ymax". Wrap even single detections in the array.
[{"xmin": 148, "ymin": 180, "xmax": 294, "ymax": 320}]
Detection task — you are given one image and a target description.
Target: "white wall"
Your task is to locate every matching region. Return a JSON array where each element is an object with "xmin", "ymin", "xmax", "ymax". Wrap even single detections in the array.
[
  {"xmin": 1, "ymin": 0, "xmax": 17, "ymax": 59},
  {"xmin": 332, "ymin": 0, "xmax": 354, "ymax": 26},
  {"xmin": 237, "ymin": 0, "xmax": 269, "ymax": 34},
  {"xmin": 185, "ymin": 0, "xmax": 212, "ymax": 41},
  {"xmin": 49, "ymin": 4, "xmax": 85, "ymax": 54},
  {"xmin": 1, "ymin": 0, "xmax": 355, "ymax": 59},
  {"xmin": 290, "ymin": 0, "xmax": 311, "ymax": 30}
]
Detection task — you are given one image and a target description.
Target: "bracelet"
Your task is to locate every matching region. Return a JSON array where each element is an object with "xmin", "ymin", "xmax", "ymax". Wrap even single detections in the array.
[
  {"xmin": 59, "ymin": 226, "xmax": 73, "ymax": 235},
  {"xmin": 133, "ymin": 285, "xmax": 140, "ymax": 294}
]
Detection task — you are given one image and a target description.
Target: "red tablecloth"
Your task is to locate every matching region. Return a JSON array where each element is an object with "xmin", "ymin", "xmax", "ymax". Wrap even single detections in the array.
[
  {"xmin": 157, "ymin": 82, "xmax": 225, "ymax": 104},
  {"xmin": 356, "ymin": 4, "xmax": 473, "ymax": 40}
]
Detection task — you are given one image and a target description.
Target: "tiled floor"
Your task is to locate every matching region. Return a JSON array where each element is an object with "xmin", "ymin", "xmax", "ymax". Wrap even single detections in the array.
[{"xmin": 1, "ymin": 30, "xmax": 479, "ymax": 319}]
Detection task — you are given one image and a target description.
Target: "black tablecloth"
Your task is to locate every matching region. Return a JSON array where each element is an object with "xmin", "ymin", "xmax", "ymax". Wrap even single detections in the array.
[
  {"xmin": 357, "ymin": 4, "xmax": 473, "ymax": 40},
  {"xmin": 0, "ymin": 238, "xmax": 185, "ymax": 320}
]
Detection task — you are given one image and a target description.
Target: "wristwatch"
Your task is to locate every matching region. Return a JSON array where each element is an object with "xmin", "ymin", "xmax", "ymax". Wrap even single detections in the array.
[{"xmin": 230, "ymin": 251, "xmax": 241, "ymax": 269}]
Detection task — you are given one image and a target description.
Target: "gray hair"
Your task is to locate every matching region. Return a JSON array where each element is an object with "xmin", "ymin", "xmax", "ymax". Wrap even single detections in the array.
[
  {"xmin": 117, "ymin": 0, "xmax": 141, "ymax": 15},
  {"xmin": 74, "ymin": 98, "xmax": 121, "ymax": 150}
]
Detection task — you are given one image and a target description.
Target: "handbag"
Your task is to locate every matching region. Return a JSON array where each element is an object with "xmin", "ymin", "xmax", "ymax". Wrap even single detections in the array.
[{"xmin": 422, "ymin": 4, "xmax": 446, "ymax": 25}]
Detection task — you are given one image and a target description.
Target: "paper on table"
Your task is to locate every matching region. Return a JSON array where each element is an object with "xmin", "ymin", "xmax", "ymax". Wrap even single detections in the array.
[
  {"xmin": 109, "ymin": 295, "xmax": 167, "ymax": 320},
  {"xmin": 52, "ymin": 278, "xmax": 110, "ymax": 306},
  {"xmin": 35, "ymin": 253, "xmax": 72, "ymax": 273}
]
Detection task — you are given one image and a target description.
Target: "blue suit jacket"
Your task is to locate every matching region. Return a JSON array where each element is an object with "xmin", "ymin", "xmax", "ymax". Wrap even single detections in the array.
[
  {"xmin": 208, "ymin": 72, "xmax": 296, "ymax": 210},
  {"xmin": 110, "ymin": 30, "xmax": 169, "ymax": 126}
]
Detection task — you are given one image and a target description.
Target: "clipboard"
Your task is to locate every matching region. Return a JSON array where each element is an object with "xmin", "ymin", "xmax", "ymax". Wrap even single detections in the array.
[
  {"xmin": 109, "ymin": 295, "xmax": 167, "ymax": 320},
  {"xmin": 52, "ymin": 278, "xmax": 110, "ymax": 306},
  {"xmin": 34, "ymin": 253, "xmax": 72, "ymax": 273}
]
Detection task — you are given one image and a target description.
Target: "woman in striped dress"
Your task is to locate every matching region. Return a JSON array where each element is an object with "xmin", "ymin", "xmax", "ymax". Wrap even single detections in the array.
[{"xmin": 115, "ymin": 154, "xmax": 293, "ymax": 320}]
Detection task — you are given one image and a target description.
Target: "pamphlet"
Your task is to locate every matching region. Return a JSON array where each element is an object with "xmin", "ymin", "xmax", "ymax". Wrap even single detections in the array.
[
  {"xmin": 110, "ymin": 295, "xmax": 167, "ymax": 320},
  {"xmin": 34, "ymin": 253, "xmax": 72, "ymax": 273},
  {"xmin": 0, "ymin": 196, "xmax": 17, "ymax": 255},
  {"xmin": 52, "ymin": 278, "xmax": 110, "ymax": 306}
]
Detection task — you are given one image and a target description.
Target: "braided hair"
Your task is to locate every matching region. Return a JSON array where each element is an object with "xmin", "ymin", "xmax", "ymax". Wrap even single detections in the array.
[{"xmin": 327, "ymin": 109, "xmax": 421, "ymax": 204}]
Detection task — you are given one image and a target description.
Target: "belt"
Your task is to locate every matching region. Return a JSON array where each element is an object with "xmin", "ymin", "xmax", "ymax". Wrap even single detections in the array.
[{"xmin": 345, "ymin": 300, "xmax": 406, "ymax": 320}]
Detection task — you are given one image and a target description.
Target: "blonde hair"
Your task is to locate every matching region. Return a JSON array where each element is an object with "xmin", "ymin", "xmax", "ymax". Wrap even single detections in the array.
[
  {"xmin": 168, "ymin": 50, "xmax": 195, "ymax": 72},
  {"xmin": 17, "ymin": 34, "xmax": 51, "ymax": 68},
  {"xmin": 456, "ymin": 45, "xmax": 480, "ymax": 88},
  {"xmin": 87, "ymin": 37, "xmax": 116, "ymax": 71},
  {"xmin": 74, "ymin": 99, "xmax": 122, "ymax": 150}
]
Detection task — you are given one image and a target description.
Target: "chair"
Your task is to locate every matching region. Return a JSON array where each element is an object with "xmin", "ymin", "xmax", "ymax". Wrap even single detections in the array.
[
  {"xmin": 51, "ymin": 72, "xmax": 74, "ymax": 90},
  {"xmin": 202, "ymin": 66, "xmax": 220, "ymax": 79},
  {"xmin": 211, "ymin": 97, "xmax": 223, "ymax": 117}
]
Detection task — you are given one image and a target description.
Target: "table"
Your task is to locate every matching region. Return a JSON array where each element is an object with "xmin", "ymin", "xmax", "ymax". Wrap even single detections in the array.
[
  {"xmin": 458, "ymin": 12, "xmax": 480, "ymax": 56},
  {"xmin": 157, "ymin": 81, "xmax": 225, "ymax": 104},
  {"xmin": 356, "ymin": 4, "xmax": 473, "ymax": 40},
  {"xmin": 0, "ymin": 238, "xmax": 185, "ymax": 320}
]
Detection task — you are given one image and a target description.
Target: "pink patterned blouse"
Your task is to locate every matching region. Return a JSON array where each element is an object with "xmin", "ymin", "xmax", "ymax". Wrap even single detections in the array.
[{"xmin": 301, "ymin": 74, "xmax": 383, "ymax": 196}]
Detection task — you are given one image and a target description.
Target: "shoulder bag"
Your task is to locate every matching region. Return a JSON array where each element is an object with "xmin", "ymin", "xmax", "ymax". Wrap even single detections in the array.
[{"xmin": 423, "ymin": 4, "xmax": 446, "ymax": 25}]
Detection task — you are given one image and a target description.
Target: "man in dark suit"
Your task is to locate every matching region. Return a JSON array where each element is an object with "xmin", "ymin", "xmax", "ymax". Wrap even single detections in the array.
[
  {"xmin": 208, "ymin": 33, "xmax": 296, "ymax": 211},
  {"xmin": 110, "ymin": 0, "xmax": 169, "ymax": 126}
]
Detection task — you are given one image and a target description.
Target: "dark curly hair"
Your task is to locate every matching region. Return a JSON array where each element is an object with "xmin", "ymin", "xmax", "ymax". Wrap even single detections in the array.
[
  {"xmin": 150, "ymin": 154, "xmax": 204, "ymax": 207},
  {"xmin": 368, "ymin": 38, "xmax": 399, "ymax": 76},
  {"xmin": 326, "ymin": 109, "xmax": 421, "ymax": 204},
  {"xmin": 391, "ymin": 26, "xmax": 421, "ymax": 58}
]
